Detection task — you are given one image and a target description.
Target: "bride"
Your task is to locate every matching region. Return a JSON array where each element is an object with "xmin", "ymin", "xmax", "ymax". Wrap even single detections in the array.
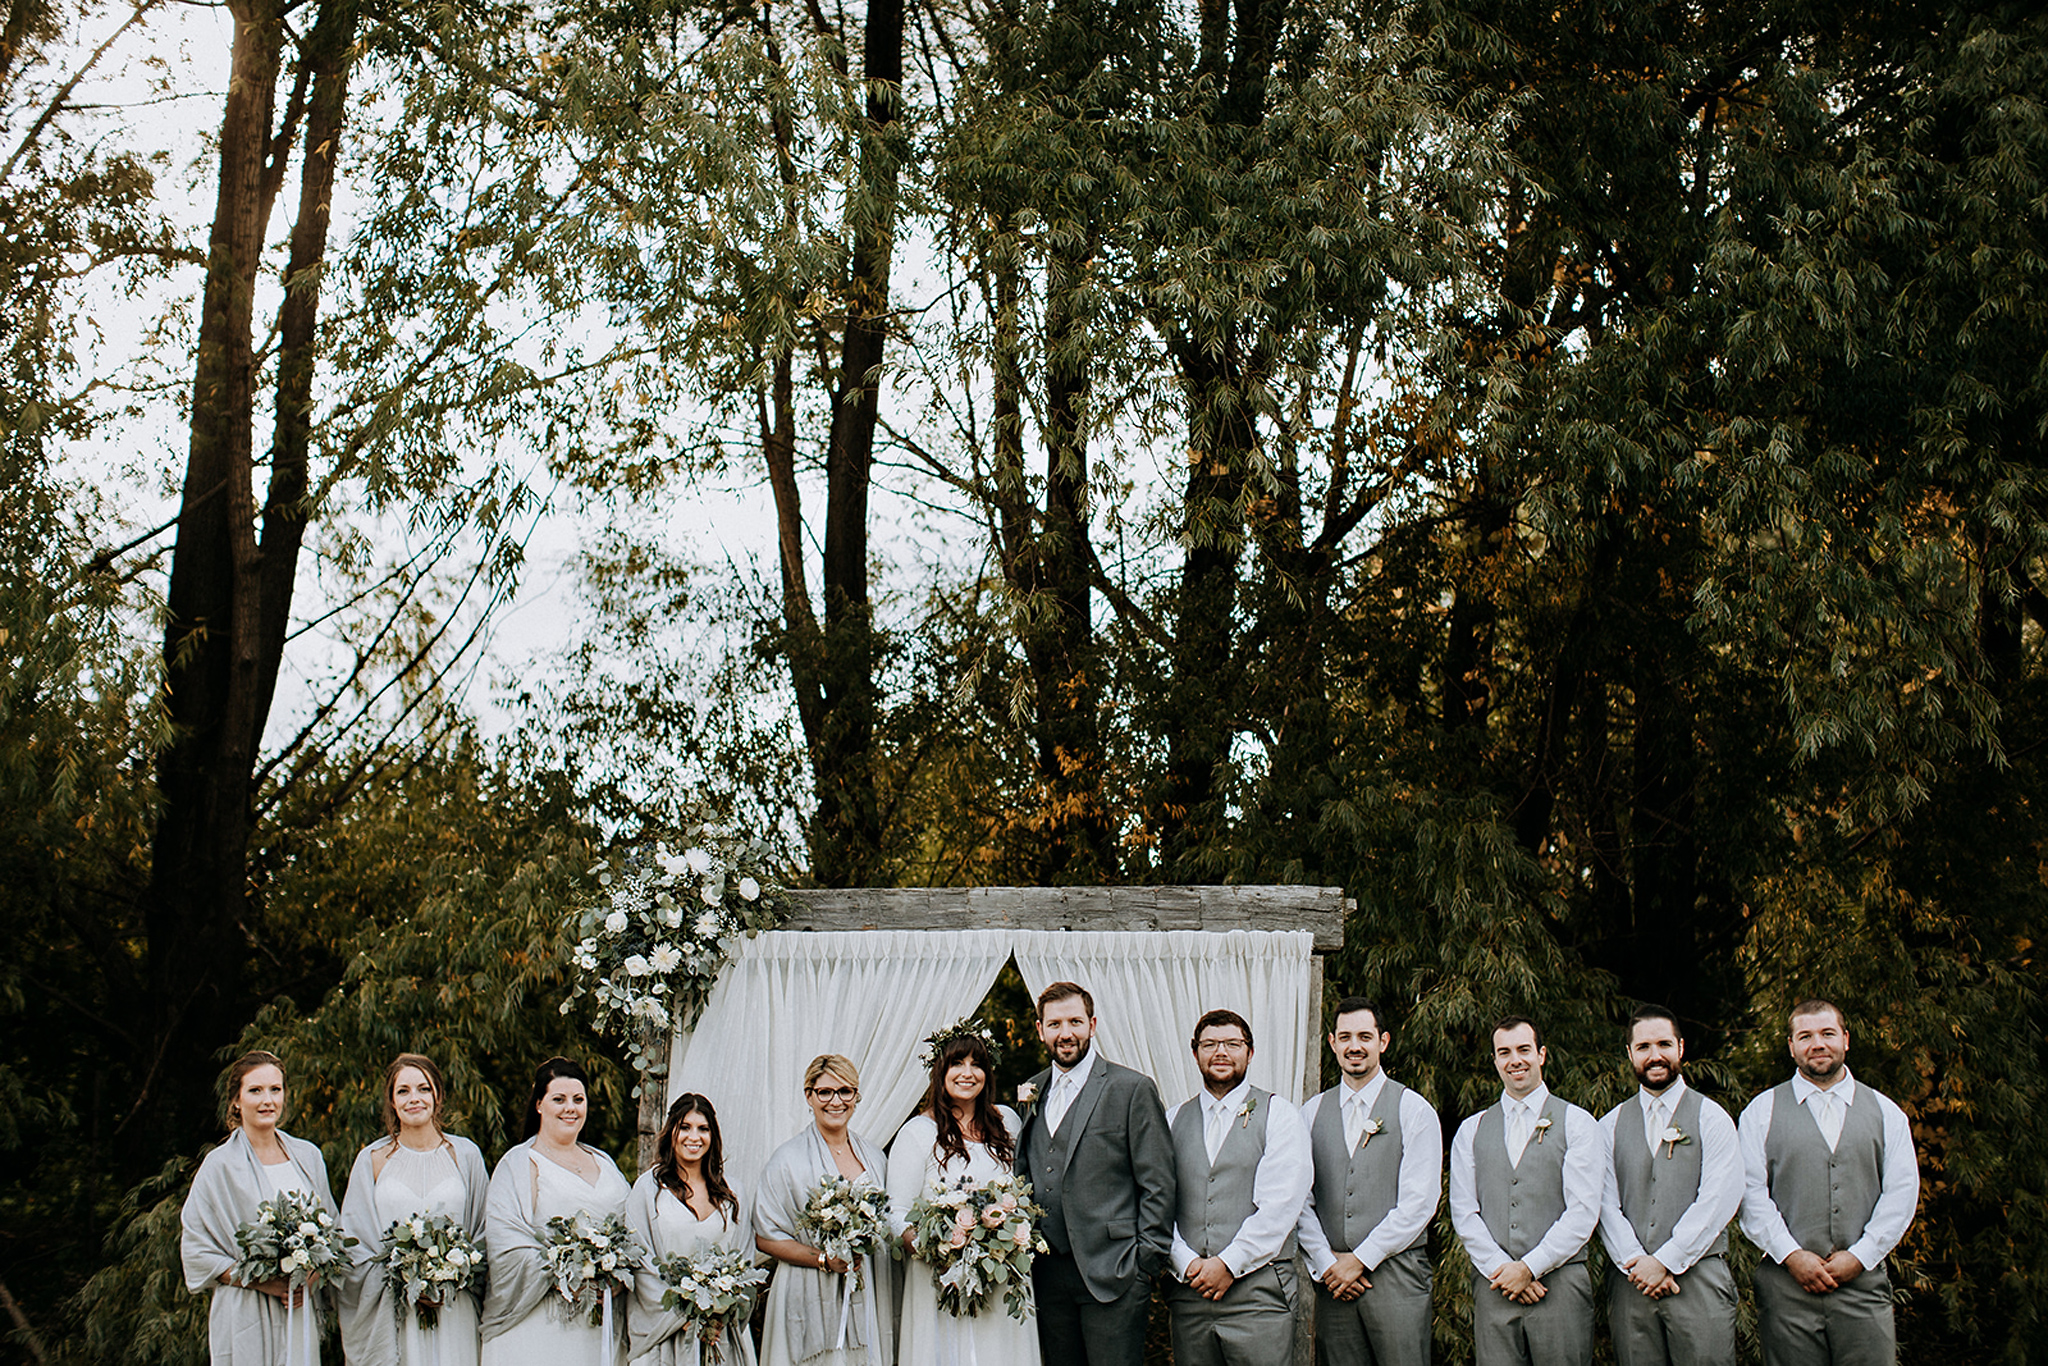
[{"xmin": 886, "ymin": 1025, "xmax": 1042, "ymax": 1366}]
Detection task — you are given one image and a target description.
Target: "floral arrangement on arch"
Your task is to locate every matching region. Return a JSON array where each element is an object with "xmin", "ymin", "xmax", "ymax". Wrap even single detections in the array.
[{"xmin": 562, "ymin": 827, "xmax": 795, "ymax": 1074}]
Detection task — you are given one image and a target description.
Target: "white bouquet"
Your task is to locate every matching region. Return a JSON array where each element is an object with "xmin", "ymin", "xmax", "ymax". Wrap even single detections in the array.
[
  {"xmin": 233, "ymin": 1189, "xmax": 355, "ymax": 1292},
  {"xmin": 561, "ymin": 832, "xmax": 794, "ymax": 1073},
  {"xmin": 542, "ymin": 1212, "xmax": 645, "ymax": 1326},
  {"xmin": 653, "ymin": 1245, "xmax": 768, "ymax": 1360},
  {"xmin": 905, "ymin": 1172, "xmax": 1046, "ymax": 1320},
  {"xmin": 794, "ymin": 1176, "xmax": 895, "ymax": 1291},
  {"xmin": 381, "ymin": 1212, "xmax": 484, "ymax": 1329}
]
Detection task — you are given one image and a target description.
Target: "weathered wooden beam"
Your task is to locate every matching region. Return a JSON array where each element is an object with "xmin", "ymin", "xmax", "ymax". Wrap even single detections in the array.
[{"xmin": 781, "ymin": 885, "xmax": 1348, "ymax": 951}]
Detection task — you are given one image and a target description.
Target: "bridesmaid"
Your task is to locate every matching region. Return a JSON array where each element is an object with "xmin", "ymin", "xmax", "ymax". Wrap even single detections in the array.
[
  {"xmin": 624, "ymin": 1094, "xmax": 757, "ymax": 1366},
  {"xmin": 481, "ymin": 1058, "xmax": 633, "ymax": 1366},
  {"xmin": 339, "ymin": 1053, "xmax": 491, "ymax": 1365},
  {"xmin": 181, "ymin": 1050, "xmax": 342, "ymax": 1366},
  {"xmin": 753, "ymin": 1055, "xmax": 895, "ymax": 1366}
]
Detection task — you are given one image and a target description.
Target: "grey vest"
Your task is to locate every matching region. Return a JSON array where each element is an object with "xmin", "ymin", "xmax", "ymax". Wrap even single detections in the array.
[
  {"xmin": 1610, "ymin": 1086, "xmax": 1727, "ymax": 1260},
  {"xmin": 1025, "ymin": 1096, "xmax": 1072, "ymax": 1253},
  {"xmin": 1473, "ymin": 1093, "xmax": 1586, "ymax": 1264},
  {"xmin": 1762, "ymin": 1079, "xmax": 1887, "ymax": 1255},
  {"xmin": 1308, "ymin": 1080, "xmax": 1422, "ymax": 1255},
  {"xmin": 1172, "ymin": 1086, "xmax": 1292, "ymax": 1260}
]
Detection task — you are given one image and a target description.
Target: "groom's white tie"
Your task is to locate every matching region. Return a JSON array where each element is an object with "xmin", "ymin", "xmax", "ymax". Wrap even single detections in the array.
[{"xmin": 1047, "ymin": 1069, "xmax": 1077, "ymax": 1135}]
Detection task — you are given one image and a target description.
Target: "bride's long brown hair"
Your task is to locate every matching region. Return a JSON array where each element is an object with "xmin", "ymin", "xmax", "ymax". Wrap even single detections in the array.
[{"xmin": 926, "ymin": 1035, "xmax": 1013, "ymax": 1168}]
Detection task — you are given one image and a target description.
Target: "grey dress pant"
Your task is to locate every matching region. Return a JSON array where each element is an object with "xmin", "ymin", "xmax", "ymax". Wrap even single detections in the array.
[
  {"xmin": 1032, "ymin": 1251, "xmax": 1152, "ymax": 1366},
  {"xmin": 1754, "ymin": 1259, "xmax": 1897, "ymax": 1366},
  {"xmin": 1169, "ymin": 1261, "xmax": 1296, "ymax": 1366},
  {"xmin": 1607, "ymin": 1254, "xmax": 1736, "ymax": 1366},
  {"xmin": 1471, "ymin": 1261, "xmax": 1593, "ymax": 1366},
  {"xmin": 1314, "ymin": 1245, "xmax": 1432, "ymax": 1365}
]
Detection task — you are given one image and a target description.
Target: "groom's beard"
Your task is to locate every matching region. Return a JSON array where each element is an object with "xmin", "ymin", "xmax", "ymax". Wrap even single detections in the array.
[{"xmin": 1052, "ymin": 1037, "xmax": 1093, "ymax": 1068}]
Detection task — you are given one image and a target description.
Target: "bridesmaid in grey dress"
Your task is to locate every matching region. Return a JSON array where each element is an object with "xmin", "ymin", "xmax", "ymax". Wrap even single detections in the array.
[
  {"xmin": 625, "ymin": 1093, "xmax": 758, "ymax": 1366},
  {"xmin": 181, "ymin": 1050, "xmax": 342, "ymax": 1366},
  {"xmin": 340, "ymin": 1053, "xmax": 491, "ymax": 1366}
]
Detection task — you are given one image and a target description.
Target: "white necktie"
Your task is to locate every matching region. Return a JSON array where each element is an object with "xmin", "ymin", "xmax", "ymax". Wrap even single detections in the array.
[
  {"xmin": 1506, "ymin": 1100, "xmax": 1532, "ymax": 1166},
  {"xmin": 1205, "ymin": 1099, "xmax": 1231, "ymax": 1164},
  {"xmin": 1047, "ymin": 1071, "xmax": 1075, "ymax": 1135},
  {"xmin": 1344, "ymin": 1094, "xmax": 1367, "ymax": 1153},
  {"xmin": 1646, "ymin": 1097, "xmax": 1668, "ymax": 1156},
  {"xmin": 1810, "ymin": 1090, "xmax": 1843, "ymax": 1151}
]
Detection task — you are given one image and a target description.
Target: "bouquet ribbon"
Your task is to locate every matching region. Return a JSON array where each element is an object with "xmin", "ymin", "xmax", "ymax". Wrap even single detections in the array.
[
  {"xmin": 827, "ymin": 1257, "xmax": 884, "ymax": 1366},
  {"xmin": 283, "ymin": 1286, "xmax": 318, "ymax": 1366},
  {"xmin": 601, "ymin": 1288, "xmax": 617, "ymax": 1366}
]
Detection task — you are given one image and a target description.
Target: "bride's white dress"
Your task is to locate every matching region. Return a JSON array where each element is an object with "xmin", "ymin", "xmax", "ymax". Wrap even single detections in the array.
[
  {"xmin": 885, "ymin": 1108, "xmax": 1041, "ymax": 1366},
  {"xmin": 375, "ymin": 1146, "xmax": 483, "ymax": 1366}
]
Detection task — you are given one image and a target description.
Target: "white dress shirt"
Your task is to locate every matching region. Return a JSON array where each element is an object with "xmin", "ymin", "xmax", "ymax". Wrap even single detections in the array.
[
  {"xmin": 1449, "ymin": 1084, "xmax": 1605, "ymax": 1280},
  {"xmin": 1045, "ymin": 1045, "xmax": 1099, "ymax": 1136},
  {"xmin": 1168, "ymin": 1080, "xmax": 1313, "ymax": 1280},
  {"xmin": 1596, "ymin": 1078, "xmax": 1742, "ymax": 1274},
  {"xmin": 1737, "ymin": 1071, "xmax": 1920, "ymax": 1269},
  {"xmin": 1295, "ymin": 1073, "xmax": 1443, "ymax": 1276}
]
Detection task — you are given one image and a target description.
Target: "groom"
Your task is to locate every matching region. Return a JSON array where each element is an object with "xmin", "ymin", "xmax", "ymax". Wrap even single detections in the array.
[{"xmin": 1019, "ymin": 980, "xmax": 1178, "ymax": 1366}]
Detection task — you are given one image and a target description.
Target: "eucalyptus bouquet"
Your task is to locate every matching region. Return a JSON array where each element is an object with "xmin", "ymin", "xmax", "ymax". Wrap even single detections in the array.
[
  {"xmin": 794, "ymin": 1176, "xmax": 895, "ymax": 1290},
  {"xmin": 905, "ymin": 1172, "xmax": 1046, "ymax": 1320},
  {"xmin": 653, "ymin": 1245, "xmax": 769, "ymax": 1360},
  {"xmin": 542, "ymin": 1213, "xmax": 645, "ymax": 1326},
  {"xmin": 381, "ymin": 1212, "xmax": 484, "ymax": 1329},
  {"xmin": 562, "ymin": 833, "xmax": 795, "ymax": 1074},
  {"xmin": 233, "ymin": 1190, "xmax": 356, "ymax": 1292}
]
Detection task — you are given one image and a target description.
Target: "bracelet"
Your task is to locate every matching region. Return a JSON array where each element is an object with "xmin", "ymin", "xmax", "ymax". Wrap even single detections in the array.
[{"xmin": 816, "ymin": 1250, "xmax": 827, "ymax": 1269}]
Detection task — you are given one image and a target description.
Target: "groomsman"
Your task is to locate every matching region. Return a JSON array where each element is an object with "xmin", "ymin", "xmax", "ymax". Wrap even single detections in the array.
[
  {"xmin": 1018, "ymin": 980, "xmax": 1178, "ymax": 1366},
  {"xmin": 1739, "ymin": 999, "xmax": 1920, "ymax": 1366},
  {"xmin": 1166, "ymin": 1009, "xmax": 1312, "ymax": 1366},
  {"xmin": 1296, "ymin": 996, "xmax": 1441, "ymax": 1365},
  {"xmin": 1449, "ymin": 1016, "xmax": 1604, "ymax": 1366},
  {"xmin": 1596, "ymin": 1005, "xmax": 1741, "ymax": 1366}
]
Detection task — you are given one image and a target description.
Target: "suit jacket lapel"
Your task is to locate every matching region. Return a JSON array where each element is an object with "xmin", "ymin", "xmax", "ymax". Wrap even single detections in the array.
[{"xmin": 1054, "ymin": 1059, "xmax": 1111, "ymax": 1180}]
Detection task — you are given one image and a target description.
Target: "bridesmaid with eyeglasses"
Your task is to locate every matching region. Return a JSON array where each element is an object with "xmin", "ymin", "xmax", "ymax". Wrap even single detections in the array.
[{"xmin": 752, "ymin": 1056, "xmax": 895, "ymax": 1366}]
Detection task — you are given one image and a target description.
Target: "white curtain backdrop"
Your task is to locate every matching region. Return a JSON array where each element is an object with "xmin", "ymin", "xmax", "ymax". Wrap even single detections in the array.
[
  {"xmin": 667, "ymin": 930, "xmax": 1014, "ymax": 1198},
  {"xmin": 666, "ymin": 927, "xmax": 1316, "ymax": 1197},
  {"xmin": 1011, "ymin": 930, "xmax": 1314, "ymax": 1110}
]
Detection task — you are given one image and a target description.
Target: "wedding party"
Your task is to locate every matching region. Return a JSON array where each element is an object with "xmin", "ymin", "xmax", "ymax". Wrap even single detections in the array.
[{"xmin": 180, "ymin": 981, "xmax": 1917, "ymax": 1366}]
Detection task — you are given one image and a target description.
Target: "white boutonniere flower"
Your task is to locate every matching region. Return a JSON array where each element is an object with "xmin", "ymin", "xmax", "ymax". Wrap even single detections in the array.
[
  {"xmin": 1660, "ymin": 1125, "xmax": 1691, "ymax": 1159},
  {"xmin": 1017, "ymin": 1082, "xmax": 1038, "ymax": 1105},
  {"xmin": 1533, "ymin": 1116, "xmax": 1554, "ymax": 1144},
  {"xmin": 1237, "ymin": 1095, "xmax": 1260, "ymax": 1129},
  {"xmin": 1359, "ymin": 1116, "xmax": 1386, "ymax": 1149}
]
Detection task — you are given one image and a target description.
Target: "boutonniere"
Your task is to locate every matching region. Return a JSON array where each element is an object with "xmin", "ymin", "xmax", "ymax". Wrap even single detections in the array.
[
  {"xmin": 1358, "ymin": 1117, "xmax": 1386, "ymax": 1150},
  {"xmin": 1659, "ymin": 1125, "xmax": 1691, "ymax": 1159},
  {"xmin": 1237, "ymin": 1095, "xmax": 1260, "ymax": 1128},
  {"xmin": 1533, "ymin": 1116, "xmax": 1554, "ymax": 1144},
  {"xmin": 1017, "ymin": 1082, "xmax": 1038, "ymax": 1105}
]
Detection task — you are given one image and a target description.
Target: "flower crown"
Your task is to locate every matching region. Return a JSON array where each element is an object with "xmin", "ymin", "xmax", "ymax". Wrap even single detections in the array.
[{"xmin": 919, "ymin": 1018, "xmax": 1004, "ymax": 1070}]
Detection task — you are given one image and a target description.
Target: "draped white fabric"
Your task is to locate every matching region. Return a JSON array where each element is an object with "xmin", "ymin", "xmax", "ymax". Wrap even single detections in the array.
[
  {"xmin": 666, "ymin": 927, "xmax": 1315, "ymax": 1197},
  {"xmin": 1010, "ymin": 930, "xmax": 1314, "ymax": 1108},
  {"xmin": 667, "ymin": 930, "xmax": 1014, "ymax": 1196}
]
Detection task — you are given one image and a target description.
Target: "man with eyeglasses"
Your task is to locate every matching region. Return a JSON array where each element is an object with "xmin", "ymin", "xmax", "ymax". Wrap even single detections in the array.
[{"xmin": 1164, "ymin": 1008, "xmax": 1312, "ymax": 1366}]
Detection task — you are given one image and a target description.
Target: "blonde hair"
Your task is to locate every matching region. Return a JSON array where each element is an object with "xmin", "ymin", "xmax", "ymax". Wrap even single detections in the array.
[{"xmin": 804, "ymin": 1053, "xmax": 860, "ymax": 1091}]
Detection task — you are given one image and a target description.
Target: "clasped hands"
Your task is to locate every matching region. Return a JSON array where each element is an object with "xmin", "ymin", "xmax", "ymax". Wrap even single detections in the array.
[
  {"xmin": 1488, "ymin": 1260, "xmax": 1546, "ymax": 1305},
  {"xmin": 1622, "ymin": 1254, "xmax": 1679, "ymax": 1299},
  {"xmin": 1319, "ymin": 1252, "xmax": 1372, "ymax": 1303},
  {"xmin": 1184, "ymin": 1256, "xmax": 1236, "ymax": 1300},
  {"xmin": 1785, "ymin": 1248, "xmax": 1864, "ymax": 1294}
]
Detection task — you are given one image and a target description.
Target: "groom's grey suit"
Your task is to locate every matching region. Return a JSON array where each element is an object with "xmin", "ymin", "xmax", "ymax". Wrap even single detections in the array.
[{"xmin": 1019, "ymin": 1050, "xmax": 1178, "ymax": 1366}]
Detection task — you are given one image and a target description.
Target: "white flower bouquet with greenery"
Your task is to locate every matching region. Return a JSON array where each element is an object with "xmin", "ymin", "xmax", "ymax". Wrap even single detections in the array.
[
  {"xmin": 905, "ymin": 1172, "xmax": 1045, "ymax": 1320},
  {"xmin": 381, "ymin": 1212, "xmax": 484, "ymax": 1329},
  {"xmin": 653, "ymin": 1245, "xmax": 768, "ymax": 1359},
  {"xmin": 233, "ymin": 1190, "xmax": 355, "ymax": 1291},
  {"xmin": 561, "ymin": 827, "xmax": 795, "ymax": 1073},
  {"xmin": 542, "ymin": 1212, "xmax": 645, "ymax": 1325},
  {"xmin": 794, "ymin": 1176, "xmax": 895, "ymax": 1290}
]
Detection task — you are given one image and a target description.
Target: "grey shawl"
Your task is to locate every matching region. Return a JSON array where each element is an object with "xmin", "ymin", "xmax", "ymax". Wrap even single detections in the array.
[
  {"xmin": 752, "ymin": 1125, "xmax": 896, "ymax": 1366},
  {"xmin": 625, "ymin": 1170, "xmax": 759, "ymax": 1366},
  {"xmin": 180, "ymin": 1128, "xmax": 340, "ymax": 1364},
  {"xmin": 336, "ymin": 1134, "xmax": 490, "ymax": 1366},
  {"xmin": 479, "ymin": 1138, "xmax": 630, "ymax": 1343}
]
